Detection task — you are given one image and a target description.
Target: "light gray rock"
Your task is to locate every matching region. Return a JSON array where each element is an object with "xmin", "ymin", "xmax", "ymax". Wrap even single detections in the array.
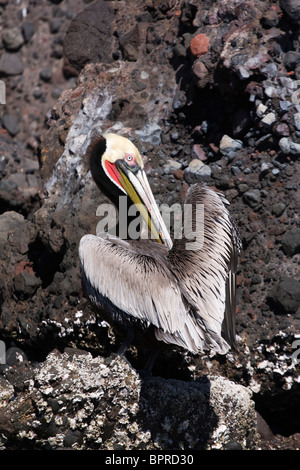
[
  {"xmin": 184, "ymin": 159, "xmax": 211, "ymax": 183},
  {"xmin": 279, "ymin": 137, "xmax": 300, "ymax": 155},
  {"xmin": 163, "ymin": 159, "xmax": 182, "ymax": 174},
  {"xmin": 2, "ymin": 27, "xmax": 24, "ymax": 51},
  {"xmin": 219, "ymin": 135, "xmax": 243, "ymax": 156},
  {"xmin": 256, "ymin": 103, "xmax": 267, "ymax": 118},
  {"xmin": 261, "ymin": 112, "xmax": 276, "ymax": 129},
  {"xmin": 135, "ymin": 123, "xmax": 162, "ymax": 145},
  {"xmin": 0, "ymin": 211, "xmax": 25, "ymax": 247},
  {"xmin": 293, "ymin": 112, "xmax": 300, "ymax": 131}
]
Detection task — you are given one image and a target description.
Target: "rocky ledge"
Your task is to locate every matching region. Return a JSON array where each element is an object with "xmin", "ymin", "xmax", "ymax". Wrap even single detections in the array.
[
  {"xmin": 0, "ymin": 348, "xmax": 259, "ymax": 450},
  {"xmin": 0, "ymin": 0, "xmax": 299, "ymax": 450}
]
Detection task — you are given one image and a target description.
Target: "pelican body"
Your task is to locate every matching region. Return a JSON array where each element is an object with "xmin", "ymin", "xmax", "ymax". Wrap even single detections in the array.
[{"xmin": 79, "ymin": 133, "xmax": 241, "ymax": 367}]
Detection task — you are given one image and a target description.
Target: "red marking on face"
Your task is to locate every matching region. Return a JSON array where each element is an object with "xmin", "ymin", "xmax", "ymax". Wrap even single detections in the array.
[{"xmin": 105, "ymin": 160, "xmax": 122, "ymax": 188}]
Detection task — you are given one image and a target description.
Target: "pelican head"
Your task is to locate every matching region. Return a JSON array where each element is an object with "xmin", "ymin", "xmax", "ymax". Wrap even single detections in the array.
[{"xmin": 87, "ymin": 133, "xmax": 173, "ymax": 249}]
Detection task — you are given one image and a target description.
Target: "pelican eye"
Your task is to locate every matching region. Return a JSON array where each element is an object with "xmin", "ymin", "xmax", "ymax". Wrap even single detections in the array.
[{"xmin": 125, "ymin": 153, "xmax": 134, "ymax": 163}]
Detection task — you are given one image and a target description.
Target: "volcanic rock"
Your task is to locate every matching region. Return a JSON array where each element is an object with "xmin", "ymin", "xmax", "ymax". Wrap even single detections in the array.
[
  {"xmin": 0, "ymin": 349, "xmax": 260, "ymax": 450},
  {"xmin": 0, "ymin": 53, "xmax": 23, "ymax": 76},
  {"xmin": 2, "ymin": 113, "xmax": 20, "ymax": 136},
  {"xmin": 184, "ymin": 159, "xmax": 211, "ymax": 183},
  {"xmin": 13, "ymin": 271, "xmax": 41, "ymax": 299},
  {"xmin": 190, "ymin": 34, "xmax": 210, "ymax": 58},
  {"xmin": 219, "ymin": 135, "xmax": 243, "ymax": 156},
  {"xmin": 63, "ymin": 0, "xmax": 115, "ymax": 72},
  {"xmin": 0, "ymin": 0, "xmax": 299, "ymax": 451},
  {"xmin": 281, "ymin": 227, "xmax": 300, "ymax": 256},
  {"xmin": 243, "ymin": 189, "xmax": 261, "ymax": 208},
  {"xmin": 280, "ymin": 0, "xmax": 300, "ymax": 23},
  {"xmin": 283, "ymin": 51, "xmax": 300, "ymax": 71},
  {"xmin": 2, "ymin": 27, "xmax": 24, "ymax": 51},
  {"xmin": 22, "ymin": 22, "xmax": 35, "ymax": 43},
  {"xmin": 268, "ymin": 278, "xmax": 300, "ymax": 314}
]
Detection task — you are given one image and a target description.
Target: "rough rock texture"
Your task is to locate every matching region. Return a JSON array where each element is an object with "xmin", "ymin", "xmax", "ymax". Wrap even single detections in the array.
[
  {"xmin": 0, "ymin": 0, "xmax": 300, "ymax": 450},
  {"xmin": 0, "ymin": 349, "xmax": 259, "ymax": 450}
]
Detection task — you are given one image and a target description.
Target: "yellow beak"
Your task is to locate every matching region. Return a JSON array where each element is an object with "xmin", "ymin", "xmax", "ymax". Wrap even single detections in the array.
[{"xmin": 118, "ymin": 167, "xmax": 173, "ymax": 250}]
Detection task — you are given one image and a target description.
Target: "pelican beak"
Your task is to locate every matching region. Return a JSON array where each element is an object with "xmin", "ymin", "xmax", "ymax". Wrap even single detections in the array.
[{"xmin": 116, "ymin": 163, "xmax": 173, "ymax": 250}]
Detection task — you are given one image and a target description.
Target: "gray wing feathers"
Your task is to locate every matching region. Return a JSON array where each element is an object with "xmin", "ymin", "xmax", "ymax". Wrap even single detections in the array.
[
  {"xmin": 167, "ymin": 184, "xmax": 239, "ymax": 354},
  {"xmin": 79, "ymin": 234, "xmax": 200, "ymax": 351}
]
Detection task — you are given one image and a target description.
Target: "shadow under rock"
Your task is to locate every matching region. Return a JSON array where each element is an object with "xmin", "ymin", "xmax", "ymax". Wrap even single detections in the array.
[{"xmin": 138, "ymin": 375, "xmax": 217, "ymax": 450}]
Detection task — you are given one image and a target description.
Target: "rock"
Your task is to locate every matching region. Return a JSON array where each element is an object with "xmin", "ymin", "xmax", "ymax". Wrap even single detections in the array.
[
  {"xmin": 279, "ymin": 100, "xmax": 292, "ymax": 113},
  {"xmin": 49, "ymin": 18, "xmax": 62, "ymax": 34},
  {"xmin": 0, "ymin": 211, "xmax": 25, "ymax": 248},
  {"xmin": 219, "ymin": 135, "xmax": 243, "ymax": 156},
  {"xmin": 63, "ymin": 0, "xmax": 114, "ymax": 72},
  {"xmin": 268, "ymin": 278, "xmax": 300, "ymax": 314},
  {"xmin": 280, "ymin": 0, "xmax": 300, "ymax": 24},
  {"xmin": 261, "ymin": 112, "xmax": 276, "ymax": 129},
  {"xmin": 173, "ymin": 43, "xmax": 186, "ymax": 58},
  {"xmin": 119, "ymin": 25, "xmax": 141, "ymax": 62},
  {"xmin": 261, "ymin": 63, "xmax": 278, "ymax": 79},
  {"xmin": 243, "ymin": 189, "xmax": 261, "ymax": 208},
  {"xmin": 2, "ymin": 113, "xmax": 20, "ymax": 136},
  {"xmin": 135, "ymin": 123, "xmax": 162, "ymax": 145},
  {"xmin": 281, "ymin": 227, "xmax": 300, "ymax": 256},
  {"xmin": 283, "ymin": 51, "xmax": 300, "ymax": 71},
  {"xmin": 0, "ymin": 53, "xmax": 23, "ymax": 76},
  {"xmin": 213, "ymin": 173, "xmax": 230, "ymax": 190},
  {"xmin": 0, "ymin": 350, "xmax": 260, "ymax": 450},
  {"xmin": 256, "ymin": 103, "xmax": 268, "ymax": 118},
  {"xmin": 0, "ymin": 378, "xmax": 14, "ymax": 408},
  {"xmin": 22, "ymin": 22, "xmax": 35, "ymax": 43},
  {"xmin": 272, "ymin": 203, "xmax": 286, "ymax": 217},
  {"xmin": 261, "ymin": 10, "xmax": 279, "ymax": 28},
  {"xmin": 13, "ymin": 271, "xmax": 41, "ymax": 299},
  {"xmin": 192, "ymin": 60, "xmax": 209, "ymax": 83},
  {"xmin": 190, "ymin": 34, "xmax": 209, "ymax": 57},
  {"xmin": 2, "ymin": 27, "xmax": 24, "ymax": 51},
  {"xmin": 122, "ymin": 43, "xmax": 138, "ymax": 62},
  {"xmin": 274, "ymin": 122, "xmax": 290, "ymax": 137},
  {"xmin": 260, "ymin": 162, "xmax": 271, "ymax": 177},
  {"xmin": 191, "ymin": 144, "xmax": 207, "ymax": 161},
  {"xmin": 293, "ymin": 113, "xmax": 300, "ymax": 131},
  {"xmin": 163, "ymin": 159, "xmax": 182, "ymax": 174},
  {"xmin": 279, "ymin": 137, "xmax": 300, "ymax": 155},
  {"xmin": 39, "ymin": 67, "xmax": 52, "ymax": 82},
  {"xmin": 172, "ymin": 89, "xmax": 186, "ymax": 110},
  {"xmin": 184, "ymin": 159, "xmax": 211, "ymax": 183},
  {"xmin": 5, "ymin": 347, "xmax": 27, "ymax": 366}
]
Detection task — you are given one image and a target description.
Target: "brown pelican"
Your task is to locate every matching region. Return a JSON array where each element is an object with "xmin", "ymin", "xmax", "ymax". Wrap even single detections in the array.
[{"xmin": 79, "ymin": 133, "xmax": 241, "ymax": 372}]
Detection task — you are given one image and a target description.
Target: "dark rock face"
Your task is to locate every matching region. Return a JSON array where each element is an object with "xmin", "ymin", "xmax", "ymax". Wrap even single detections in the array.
[
  {"xmin": 281, "ymin": 228, "xmax": 300, "ymax": 256},
  {"xmin": 63, "ymin": 0, "xmax": 115, "ymax": 72},
  {"xmin": 0, "ymin": 0, "xmax": 300, "ymax": 450},
  {"xmin": 269, "ymin": 278, "xmax": 300, "ymax": 314}
]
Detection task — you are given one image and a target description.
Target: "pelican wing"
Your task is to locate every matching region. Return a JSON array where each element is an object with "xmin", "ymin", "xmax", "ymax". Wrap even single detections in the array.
[
  {"xmin": 79, "ymin": 234, "xmax": 208, "ymax": 352},
  {"xmin": 167, "ymin": 184, "xmax": 241, "ymax": 353}
]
